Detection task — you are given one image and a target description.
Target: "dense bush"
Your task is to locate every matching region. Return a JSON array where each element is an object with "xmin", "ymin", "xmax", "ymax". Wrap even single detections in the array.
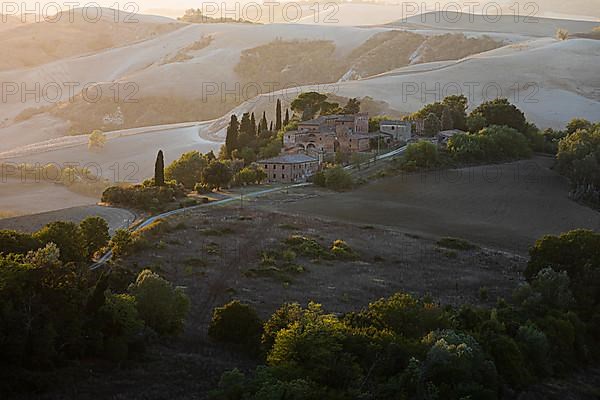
[
  {"xmin": 208, "ymin": 300, "xmax": 262, "ymax": 353},
  {"xmin": 555, "ymin": 121, "xmax": 600, "ymax": 205},
  {"xmin": 101, "ymin": 182, "xmax": 185, "ymax": 211},
  {"xmin": 1, "ymin": 217, "xmax": 111, "ymax": 263},
  {"xmin": 0, "ymin": 230, "xmax": 41, "ymax": 255},
  {"xmin": 79, "ymin": 216, "xmax": 110, "ymax": 259},
  {"xmin": 525, "ymin": 229, "xmax": 600, "ymax": 319},
  {"xmin": 0, "ymin": 233, "xmax": 189, "ymax": 395},
  {"xmin": 34, "ymin": 221, "xmax": 86, "ymax": 263},
  {"xmin": 98, "ymin": 293, "xmax": 145, "ymax": 361},
  {"xmin": 470, "ymin": 98, "xmax": 527, "ymax": 133},
  {"xmin": 448, "ymin": 125, "xmax": 531, "ymax": 163},
  {"xmin": 0, "ymin": 249, "xmax": 147, "ymax": 369},
  {"xmin": 202, "ymin": 160, "xmax": 233, "ymax": 190},
  {"xmin": 233, "ymin": 165, "xmax": 267, "ymax": 186},
  {"xmin": 165, "ymin": 150, "xmax": 209, "ymax": 189},
  {"xmin": 109, "ymin": 229, "xmax": 137, "ymax": 258},
  {"xmin": 312, "ymin": 166, "xmax": 353, "ymax": 191},
  {"xmin": 128, "ymin": 269, "xmax": 190, "ymax": 336},
  {"xmin": 401, "ymin": 141, "xmax": 440, "ymax": 170},
  {"xmin": 421, "ymin": 330, "xmax": 498, "ymax": 398}
]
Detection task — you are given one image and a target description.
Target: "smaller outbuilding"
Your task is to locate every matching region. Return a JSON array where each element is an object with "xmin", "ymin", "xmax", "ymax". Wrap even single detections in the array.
[
  {"xmin": 258, "ymin": 154, "xmax": 319, "ymax": 183},
  {"xmin": 379, "ymin": 120, "xmax": 412, "ymax": 142}
]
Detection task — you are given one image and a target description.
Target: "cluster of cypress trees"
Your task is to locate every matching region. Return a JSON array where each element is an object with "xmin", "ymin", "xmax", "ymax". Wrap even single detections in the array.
[{"xmin": 225, "ymin": 99, "xmax": 290, "ymax": 157}]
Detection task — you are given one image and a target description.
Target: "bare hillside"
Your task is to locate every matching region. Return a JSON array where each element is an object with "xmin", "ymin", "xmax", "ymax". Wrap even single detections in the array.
[{"xmin": 0, "ymin": 8, "xmax": 182, "ymax": 71}]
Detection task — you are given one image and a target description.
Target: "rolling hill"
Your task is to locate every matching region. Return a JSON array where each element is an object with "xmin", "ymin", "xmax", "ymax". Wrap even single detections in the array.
[{"xmin": 207, "ymin": 37, "xmax": 600, "ymax": 133}]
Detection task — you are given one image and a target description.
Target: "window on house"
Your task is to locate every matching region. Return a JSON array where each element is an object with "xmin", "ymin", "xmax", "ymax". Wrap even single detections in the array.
[
  {"xmin": 281, "ymin": 165, "xmax": 284, "ymax": 169},
  {"xmin": 273, "ymin": 174, "xmax": 276, "ymax": 179},
  {"xmin": 282, "ymin": 174, "xmax": 285, "ymax": 179}
]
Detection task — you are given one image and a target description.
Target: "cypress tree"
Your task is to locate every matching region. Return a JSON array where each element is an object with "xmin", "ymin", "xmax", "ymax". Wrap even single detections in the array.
[
  {"xmin": 275, "ymin": 99, "xmax": 282, "ymax": 131},
  {"xmin": 284, "ymin": 109, "xmax": 290, "ymax": 126},
  {"xmin": 250, "ymin": 113, "xmax": 257, "ymax": 136},
  {"xmin": 270, "ymin": 121, "xmax": 273, "ymax": 132},
  {"xmin": 260, "ymin": 111, "xmax": 268, "ymax": 132},
  {"xmin": 441, "ymin": 107, "xmax": 454, "ymax": 131},
  {"xmin": 225, "ymin": 114, "xmax": 239, "ymax": 156},
  {"xmin": 154, "ymin": 150, "xmax": 165, "ymax": 186}
]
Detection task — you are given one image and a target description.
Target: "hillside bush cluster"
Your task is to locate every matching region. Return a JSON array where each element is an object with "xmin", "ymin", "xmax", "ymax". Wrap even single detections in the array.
[
  {"xmin": 101, "ymin": 181, "xmax": 186, "ymax": 212},
  {"xmin": 555, "ymin": 119, "xmax": 600, "ymax": 206},
  {"xmin": 447, "ymin": 125, "xmax": 532, "ymax": 163},
  {"xmin": 400, "ymin": 98, "xmax": 555, "ymax": 171},
  {"xmin": 312, "ymin": 166, "xmax": 354, "ymax": 191},
  {"xmin": 209, "ymin": 229, "xmax": 599, "ymax": 399},
  {"xmin": 0, "ymin": 216, "xmax": 109, "ymax": 263},
  {"xmin": 0, "ymin": 250, "xmax": 189, "ymax": 394}
]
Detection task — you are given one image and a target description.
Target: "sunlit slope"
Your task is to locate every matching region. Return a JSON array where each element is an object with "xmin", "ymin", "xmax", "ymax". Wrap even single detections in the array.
[
  {"xmin": 207, "ymin": 38, "xmax": 600, "ymax": 132},
  {"xmin": 394, "ymin": 11, "xmax": 599, "ymax": 37}
]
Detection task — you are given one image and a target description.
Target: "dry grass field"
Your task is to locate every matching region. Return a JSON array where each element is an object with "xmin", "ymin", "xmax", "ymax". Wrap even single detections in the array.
[{"xmin": 273, "ymin": 157, "xmax": 600, "ymax": 255}]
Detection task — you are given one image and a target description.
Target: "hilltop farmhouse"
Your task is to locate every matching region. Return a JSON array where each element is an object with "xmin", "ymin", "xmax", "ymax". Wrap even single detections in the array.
[
  {"xmin": 260, "ymin": 112, "xmax": 413, "ymax": 183},
  {"xmin": 258, "ymin": 153, "xmax": 319, "ymax": 183},
  {"xmin": 283, "ymin": 113, "xmax": 371, "ymax": 154}
]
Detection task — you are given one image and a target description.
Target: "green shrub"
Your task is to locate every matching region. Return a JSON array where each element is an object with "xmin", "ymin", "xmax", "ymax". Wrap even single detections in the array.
[
  {"xmin": 363, "ymin": 292, "xmax": 450, "ymax": 338},
  {"xmin": 34, "ymin": 221, "xmax": 86, "ymax": 263},
  {"xmin": 208, "ymin": 300, "xmax": 262, "ymax": 353},
  {"xmin": 267, "ymin": 303, "xmax": 361, "ymax": 389},
  {"xmin": 79, "ymin": 216, "xmax": 110, "ymax": 259},
  {"xmin": 283, "ymin": 235, "xmax": 329, "ymax": 259},
  {"xmin": 98, "ymin": 293, "xmax": 145, "ymax": 361},
  {"xmin": 469, "ymin": 98, "xmax": 527, "ymax": 133},
  {"xmin": 101, "ymin": 182, "xmax": 185, "ymax": 211},
  {"xmin": 330, "ymin": 240, "xmax": 358, "ymax": 260},
  {"xmin": 128, "ymin": 269, "xmax": 190, "ymax": 336},
  {"xmin": 448, "ymin": 125, "xmax": 531, "ymax": 163},
  {"xmin": 165, "ymin": 150, "xmax": 208, "ymax": 189},
  {"xmin": 402, "ymin": 141, "xmax": 440, "ymax": 169},
  {"xmin": 420, "ymin": 330, "xmax": 498, "ymax": 399},
  {"xmin": 516, "ymin": 323, "xmax": 551, "ymax": 378},
  {"xmin": 526, "ymin": 229, "xmax": 600, "ymax": 316},
  {"xmin": 109, "ymin": 229, "xmax": 136, "ymax": 258},
  {"xmin": 0, "ymin": 230, "xmax": 41, "ymax": 255},
  {"xmin": 313, "ymin": 166, "xmax": 353, "ymax": 191},
  {"xmin": 262, "ymin": 303, "xmax": 304, "ymax": 351},
  {"xmin": 481, "ymin": 333, "xmax": 532, "ymax": 388}
]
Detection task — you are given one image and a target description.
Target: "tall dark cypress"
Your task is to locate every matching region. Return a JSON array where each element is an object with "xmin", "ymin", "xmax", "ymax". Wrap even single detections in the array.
[
  {"xmin": 275, "ymin": 99, "xmax": 282, "ymax": 131},
  {"xmin": 250, "ymin": 113, "xmax": 257, "ymax": 136},
  {"xmin": 225, "ymin": 114, "xmax": 239, "ymax": 156},
  {"xmin": 269, "ymin": 121, "xmax": 273, "ymax": 132},
  {"xmin": 284, "ymin": 108, "xmax": 290, "ymax": 126},
  {"xmin": 154, "ymin": 150, "xmax": 165, "ymax": 186},
  {"xmin": 260, "ymin": 111, "xmax": 268, "ymax": 132}
]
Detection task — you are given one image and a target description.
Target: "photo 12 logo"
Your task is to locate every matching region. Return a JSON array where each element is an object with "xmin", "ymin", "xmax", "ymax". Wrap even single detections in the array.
[
  {"xmin": 0, "ymin": 161, "xmax": 140, "ymax": 184},
  {"xmin": 1, "ymin": 81, "xmax": 139, "ymax": 104},
  {"xmin": 200, "ymin": 81, "xmax": 339, "ymax": 104},
  {"xmin": 190, "ymin": 1, "xmax": 339, "ymax": 24},
  {"xmin": 400, "ymin": 1, "xmax": 540, "ymax": 23},
  {"xmin": 1, "ymin": 2, "xmax": 140, "ymax": 24},
  {"xmin": 400, "ymin": 81, "xmax": 540, "ymax": 105}
]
